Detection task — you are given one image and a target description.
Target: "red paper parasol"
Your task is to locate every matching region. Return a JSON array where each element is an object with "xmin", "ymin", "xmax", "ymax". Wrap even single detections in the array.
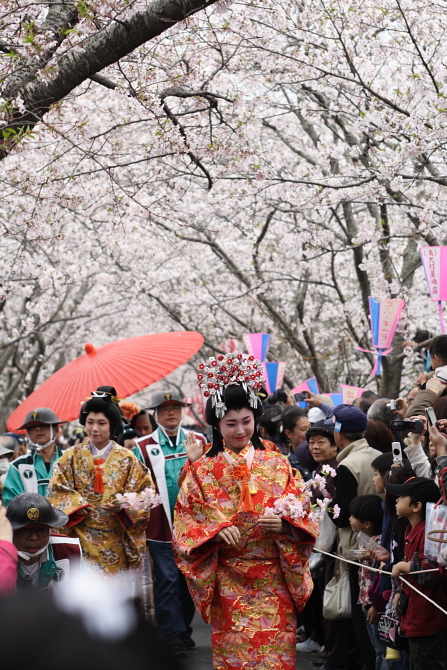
[{"xmin": 7, "ymin": 331, "xmax": 204, "ymax": 430}]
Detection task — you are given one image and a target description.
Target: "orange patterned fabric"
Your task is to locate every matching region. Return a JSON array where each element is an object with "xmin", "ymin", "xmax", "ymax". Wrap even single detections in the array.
[{"xmin": 173, "ymin": 448, "xmax": 318, "ymax": 669}]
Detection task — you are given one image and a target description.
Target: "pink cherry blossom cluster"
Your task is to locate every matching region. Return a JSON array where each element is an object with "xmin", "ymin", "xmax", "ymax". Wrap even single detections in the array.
[
  {"xmin": 114, "ymin": 487, "xmax": 162, "ymax": 511},
  {"xmin": 309, "ymin": 465, "xmax": 338, "ymax": 498},
  {"xmin": 265, "ymin": 467, "xmax": 340, "ymax": 523},
  {"xmin": 265, "ymin": 494, "xmax": 340, "ymax": 524}
]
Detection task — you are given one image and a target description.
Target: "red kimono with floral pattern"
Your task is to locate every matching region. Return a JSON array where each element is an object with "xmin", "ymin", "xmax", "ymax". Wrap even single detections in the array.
[{"xmin": 173, "ymin": 445, "xmax": 318, "ymax": 670}]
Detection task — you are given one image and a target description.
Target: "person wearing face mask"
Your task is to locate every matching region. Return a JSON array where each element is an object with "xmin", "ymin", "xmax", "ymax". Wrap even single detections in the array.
[
  {"xmin": 173, "ymin": 354, "xmax": 318, "ymax": 670},
  {"xmin": 136, "ymin": 391, "xmax": 206, "ymax": 657},
  {"xmin": 2, "ymin": 408, "xmax": 63, "ymax": 506},
  {"xmin": 6, "ymin": 492, "xmax": 82, "ymax": 591},
  {"xmin": 0, "ymin": 445, "xmax": 15, "ymax": 499}
]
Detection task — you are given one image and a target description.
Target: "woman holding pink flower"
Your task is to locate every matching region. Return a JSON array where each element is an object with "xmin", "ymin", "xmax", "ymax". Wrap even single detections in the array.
[
  {"xmin": 296, "ymin": 420, "xmax": 339, "ymax": 654},
  {"xmin": 173, "ymin": 354, "xmax": 318, "ymax": 670}
]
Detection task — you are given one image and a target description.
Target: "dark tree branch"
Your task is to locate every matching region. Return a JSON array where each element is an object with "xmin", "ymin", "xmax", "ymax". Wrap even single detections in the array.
[{"xmin": 0, "ymin": 0, "xmax": 219, "ymax": 160}]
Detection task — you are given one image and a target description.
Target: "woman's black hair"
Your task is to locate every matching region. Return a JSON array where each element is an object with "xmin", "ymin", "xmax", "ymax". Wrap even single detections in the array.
[
  {"xmin": 383, "ymin": 465, "xmax": 416, "ymax": 521},
  {"xmin": 371, "ymin": 452, "xmax": 394, "ymax": 477},
  {"xmin": 79, "ymin": 397, "xmax": 123, "ymax": 437},
  {"xmin": 429, "ymin": 334, "xmax": 447, "ymax": 364},
  {"xmin": 117, "ymin": 428, "xmax": 141, "ymax": 446},
  {"xmin": 279, "ymin": 406, "xmax": 307, "ymax": 449},
  {"xmin": 258, "ymin": 406, "xmax": 282, "ymax": 438},
  {"xmin": 205, "ymin": 384, "xmax": 264, "ymax": 457},
  {"xmin": 349, "ymin": 494, "xmax": 384, "ymax": 535},
  {"xmin": 306, "ymin": 420, "xmax": 336, "ymax": 446},
  {"xmin": 130, "ymin": 410, "xmax": 157, "ymax": 433}
]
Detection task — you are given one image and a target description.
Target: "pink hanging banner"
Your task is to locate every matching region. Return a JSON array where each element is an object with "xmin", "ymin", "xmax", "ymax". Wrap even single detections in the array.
[
  {"xmin": 420, "ymin": 246, "xmax": 447, "ymax": 333},
  {"xmin": 262, "ymin": 361, "xmax": 287, "ymax": 394},
  {"xmin": 340, "ymin": 384, "xmax": 365, "ymax": 405},
  {"xmin": 242, "ymin": 333, "xmax": 271, "ymax": 362},
  {"xmin": 364, "ymin": 297, "xmax": 405, "ymax": 375}
]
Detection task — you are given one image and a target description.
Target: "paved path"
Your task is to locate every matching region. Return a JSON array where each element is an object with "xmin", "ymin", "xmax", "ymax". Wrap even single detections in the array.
[{"xmin": 181, "ymin": 615, "xmax": 321, "ymax": 670}]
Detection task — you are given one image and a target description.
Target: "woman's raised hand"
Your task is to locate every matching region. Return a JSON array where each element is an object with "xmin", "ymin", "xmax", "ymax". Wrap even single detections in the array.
[{"xmin": 185, "ymin": 432, "xmax": 204, "ymax": 464}]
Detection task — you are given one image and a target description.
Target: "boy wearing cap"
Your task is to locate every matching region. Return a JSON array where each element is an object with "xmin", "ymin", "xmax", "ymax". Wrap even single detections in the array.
[
  {"xmin": 387, "ymin": 477, "xmax": 447, "ymax": 670},
  {"xmin": 2, "ymin": 408, "xmax": 63, "ymax": 506}
]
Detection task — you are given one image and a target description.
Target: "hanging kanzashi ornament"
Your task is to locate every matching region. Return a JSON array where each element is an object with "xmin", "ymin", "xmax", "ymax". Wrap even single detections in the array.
[{"xmin": 197, "ymin": 353, "xmax": 265, "ymax": 418}]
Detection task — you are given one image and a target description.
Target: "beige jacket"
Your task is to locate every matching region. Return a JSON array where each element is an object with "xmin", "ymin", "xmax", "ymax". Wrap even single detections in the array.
[{"xmin": 336, "ymin": 438, "xmax": 382, "ymax": 556}]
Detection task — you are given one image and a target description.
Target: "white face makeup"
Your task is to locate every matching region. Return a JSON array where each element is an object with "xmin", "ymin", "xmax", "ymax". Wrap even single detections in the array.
[{"xmin": 219, "ymin": 409, "xmax": 255, "ymax": 453}]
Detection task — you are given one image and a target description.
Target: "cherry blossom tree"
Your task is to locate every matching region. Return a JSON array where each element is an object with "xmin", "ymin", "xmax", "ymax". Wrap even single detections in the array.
[{"xmin": 1, "ymin": 0, "xmax": 446, "ymax": 427}]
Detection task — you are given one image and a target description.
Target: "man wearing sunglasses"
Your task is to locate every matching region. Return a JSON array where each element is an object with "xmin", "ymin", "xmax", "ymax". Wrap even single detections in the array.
[{"xmin": 7, "ymin": 492, "xmax": 81, "ymax": 591}]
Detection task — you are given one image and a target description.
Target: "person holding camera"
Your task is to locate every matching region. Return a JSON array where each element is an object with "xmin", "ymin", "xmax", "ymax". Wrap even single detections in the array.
[
  {"xmin": 401, "ymin": 397, "xmax": 447, "ymax": 481},
  {"xmin": 404, "ymin": 335, "xmax": 447, "ymax": 418}
]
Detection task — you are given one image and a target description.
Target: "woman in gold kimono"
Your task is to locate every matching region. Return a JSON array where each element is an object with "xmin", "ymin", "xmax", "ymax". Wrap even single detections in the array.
[
  {"xmin": 47, "ymin": 388, "xmax": 153, "ymax": 575},
  {"xmin": 173, "ymin": 355, "xmax": 318, "ymax": 670}
]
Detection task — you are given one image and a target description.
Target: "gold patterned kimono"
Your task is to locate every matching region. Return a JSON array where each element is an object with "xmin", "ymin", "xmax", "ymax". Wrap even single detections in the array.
[
  {"xmin": 173, "ymin": 445, "xmax": 318, "ymax": 670},
  {"xmin": 46, "ymin": 439, "xmax": 153, "ymax": 574}
]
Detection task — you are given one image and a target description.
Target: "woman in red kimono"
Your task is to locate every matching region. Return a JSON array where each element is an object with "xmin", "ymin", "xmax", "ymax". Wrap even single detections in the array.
[{"xmin": 173, "ymin": 354, "xmax": 318, "ymax": 670}]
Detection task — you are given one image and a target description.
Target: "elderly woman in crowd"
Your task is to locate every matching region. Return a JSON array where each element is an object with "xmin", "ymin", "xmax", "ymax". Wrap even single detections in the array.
[{"xmin": 297, "ymin": 420, "xmax": 338, "ymax": 655}]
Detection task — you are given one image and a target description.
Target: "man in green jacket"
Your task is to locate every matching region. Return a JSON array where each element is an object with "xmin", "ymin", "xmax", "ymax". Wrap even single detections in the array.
[
  {"xmin": 2, "ymin": 408, "xmax": 63, "ymax": 506},
  {"xmin": 6, "ymin": 492, "xmax": 79, "ymax": 590}
]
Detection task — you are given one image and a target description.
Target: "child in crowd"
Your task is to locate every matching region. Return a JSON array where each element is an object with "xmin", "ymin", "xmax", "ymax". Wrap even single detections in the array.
[
  {"xmin": 349, "ymin": 494, "xmax": 386, "ymax": 670},
  {"xmin": 386, "ymin": 477, "xmax": 447, "ymax": 670},
  {"xmin": 371, "ymin": 465, "xmax": 415, "ymax": 670}
]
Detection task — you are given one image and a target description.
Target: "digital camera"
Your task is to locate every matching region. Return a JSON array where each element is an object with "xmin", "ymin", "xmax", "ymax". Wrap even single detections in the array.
[{"xmin": 390, "ymin": 418, "xmax": 424, "ymax": 434}]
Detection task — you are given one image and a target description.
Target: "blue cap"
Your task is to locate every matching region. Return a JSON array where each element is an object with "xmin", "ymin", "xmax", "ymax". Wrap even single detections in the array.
[{"xmin": 324, "ymin": 404, "xmax": 368, "ymax": 433}]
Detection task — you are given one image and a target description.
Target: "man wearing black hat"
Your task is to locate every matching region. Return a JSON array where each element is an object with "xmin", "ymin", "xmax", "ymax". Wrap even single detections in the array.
[
  {"xmin": 7, "ymin": 492, "xmax": 82, "ymax": 591},
  {"xmin": 137, "ymin": 391, "xmax": 206, "ymax": 656},
  {"xmin": 324, "ymin": 405, "xmax": 382, "ymax": 670},
  {"xmin": 2, "ymin": 408, "xmax": 63, "ymax": 506}
]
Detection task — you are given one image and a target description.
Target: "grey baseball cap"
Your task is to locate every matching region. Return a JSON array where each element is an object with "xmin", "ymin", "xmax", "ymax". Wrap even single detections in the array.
[
  {"xmin": 147, "ymin": 391, "xmax": 191, "ymax": 410},
  {"xmin": 19, "ymin": 408, "xmax": 62, "ymax": 430}
]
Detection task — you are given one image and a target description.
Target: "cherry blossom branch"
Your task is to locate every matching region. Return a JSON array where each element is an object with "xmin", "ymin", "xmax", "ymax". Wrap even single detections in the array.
[{"xmin": 0, "ymin": 0, "xmax": 220, "ymax": 161}]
